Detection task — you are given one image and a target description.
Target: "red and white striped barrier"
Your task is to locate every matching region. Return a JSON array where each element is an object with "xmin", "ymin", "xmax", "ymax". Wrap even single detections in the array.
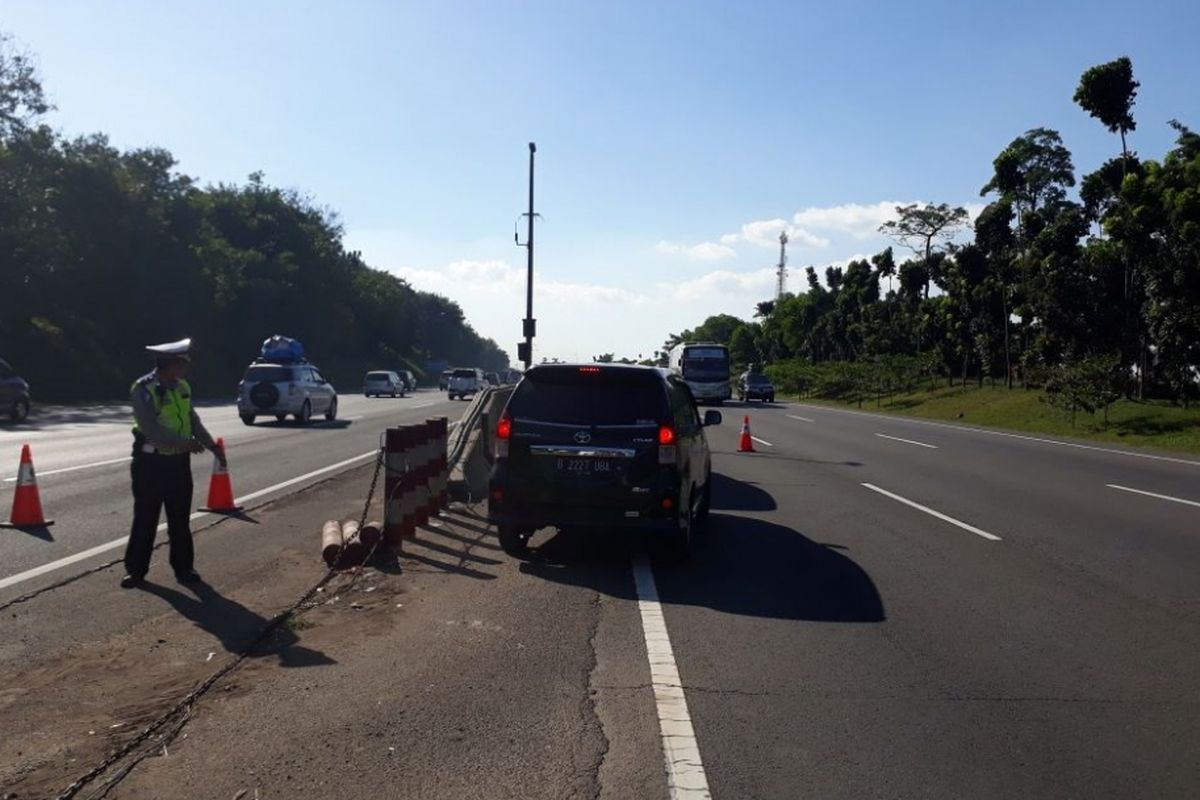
[{"xmin": 383, "ymin": 418, "xmax": 449, "ymax": 546}]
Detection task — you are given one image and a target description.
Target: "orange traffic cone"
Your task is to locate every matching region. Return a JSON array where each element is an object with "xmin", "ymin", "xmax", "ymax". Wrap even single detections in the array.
[
  {"xmin": 199, "ymin": 439, "xmax": 242, "ymax": 513},
  {"xmin": 738, "ymin": 416, "xmax": 755, "ymax": 453},
  {"xmin": 2, "ymin": 444, "xmax": 54, "ymax": 529}
]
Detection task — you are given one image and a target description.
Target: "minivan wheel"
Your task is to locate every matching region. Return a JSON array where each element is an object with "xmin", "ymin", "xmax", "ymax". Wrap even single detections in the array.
[
  {"xmin": 240, "ymin": 413, "xmax": 256, "ymax": 426},
  {"xmin": 497, "ymin": 525, "xmax": 529, "ymax": 557},
  {"xmin": 667, "ymin": 506, "xmax": 694, "ymax": 559},
  {"xmin": 296, "ymin": 400, "xmax": 312, "ymax": 425},
  {"xmin": 696, "ymin": 475, "xmax": 711, "ymax": 523},
  {"xmin": 325, "ymin": 397, "xmax": 338, "ymax": 421},
  {"xmin": 11, "ymin": 398, "xmax": 30, "ymax": 422}
]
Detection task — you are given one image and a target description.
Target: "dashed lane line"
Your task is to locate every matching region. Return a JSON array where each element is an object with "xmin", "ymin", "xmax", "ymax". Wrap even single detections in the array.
[
  {"xmin": 750, "ymin": 436, "xmax": 774, "ymax": 448},
  {"xmin": 3, "ymin": 456, "xmax": 132, "ymax": 483},
  {"xmin": 632, "ymin": 555, "xmax": 712, "ymax": 799},
  {"xmin": 1106, "ymin": 484, "xmax": 1200, "ymax": 509},
  {"xmin": 786, "ymin": 415, "xmax": 814, "ymax": 423},
  {"xmin": 861, "ymin": 482, "xmax": 1002, "ymax": 541},
  {"xmin": 875, "ymin": 433, "xmax": 938, "ymax": 449}
]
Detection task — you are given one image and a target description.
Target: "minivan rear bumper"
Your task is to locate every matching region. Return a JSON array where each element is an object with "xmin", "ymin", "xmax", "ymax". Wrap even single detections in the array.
[{"xmin": 487, "ymin": 504, "xmax": 683, "ymax": 534}]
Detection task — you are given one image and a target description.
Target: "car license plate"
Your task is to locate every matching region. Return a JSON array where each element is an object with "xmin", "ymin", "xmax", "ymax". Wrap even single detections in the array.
[{"xmin": 556, "ymin": 457, "xmax": 612, "ymax": 475}]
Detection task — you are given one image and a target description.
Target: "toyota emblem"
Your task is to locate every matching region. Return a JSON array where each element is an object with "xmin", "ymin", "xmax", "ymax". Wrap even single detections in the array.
[{"xmin": 574, "ymin": 431, "xmax": 591, "ymax": 444}]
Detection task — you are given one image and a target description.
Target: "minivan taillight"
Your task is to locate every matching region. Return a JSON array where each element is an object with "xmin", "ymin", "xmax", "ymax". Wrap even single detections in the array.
[
  {"xmin": 495, "ymin": 416, "xmax": 511, "ymax": 459},
  {"xmin": 658, "ymin": 425, "xmax": 677, "ymax": 465}
]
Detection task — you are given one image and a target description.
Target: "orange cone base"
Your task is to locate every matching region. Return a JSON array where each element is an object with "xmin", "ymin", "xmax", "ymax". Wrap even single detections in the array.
[
  {"xmin": 199, "ymin": 504, "xmax": 243, "ymax": 514},
  {"xmin": 1, "ymin": 518, "xmax": 54, "ymax": 529}
]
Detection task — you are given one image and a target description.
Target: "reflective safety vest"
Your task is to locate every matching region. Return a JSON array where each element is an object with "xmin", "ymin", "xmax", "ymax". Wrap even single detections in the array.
[{"xmin": 132, "ymin": 376, "xmax": 193, "ymax": 440}]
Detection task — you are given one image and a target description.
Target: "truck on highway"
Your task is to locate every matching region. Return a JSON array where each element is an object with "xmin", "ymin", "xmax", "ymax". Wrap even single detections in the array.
[{"xmin": 667, "ymin": 342, "xmax": 732, "ymax": 404}]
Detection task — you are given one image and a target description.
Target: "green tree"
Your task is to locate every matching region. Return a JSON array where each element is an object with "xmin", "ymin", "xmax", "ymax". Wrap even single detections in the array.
[
  {"xmin": 0, "ymin": 32, "xmax": 51, "ymax": 137},
  {"xmin": 878, "ymin": 203, "xmax": 970, "ymax": 298},
  {"xmin": 729, "ymin": 324, "xmax": 759, "ymax": 367},
  {"xmin": 1074, "ymin": 56, "xmax": 1139, "ymax": 169}
]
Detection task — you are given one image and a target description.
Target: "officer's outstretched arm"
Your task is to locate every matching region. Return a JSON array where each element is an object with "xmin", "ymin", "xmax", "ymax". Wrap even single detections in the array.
[{"xmin": 190, "ymin": 409, "xmax": 216, "ymax": 450}]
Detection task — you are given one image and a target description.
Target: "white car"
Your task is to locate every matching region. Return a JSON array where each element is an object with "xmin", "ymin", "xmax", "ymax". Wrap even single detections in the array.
[
  {"xmin": 447, "ymin": 367, "xmax": 485, "ymax": 400},
  {"xmin": 363, "ymin": 370, "xmax": 405, "ymax": 398}
]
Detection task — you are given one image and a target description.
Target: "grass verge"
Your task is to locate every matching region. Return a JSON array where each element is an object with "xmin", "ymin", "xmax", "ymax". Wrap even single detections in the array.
[{"xmin": 795, "ymin": 384, "xmax": 1200, "ymax": 455}]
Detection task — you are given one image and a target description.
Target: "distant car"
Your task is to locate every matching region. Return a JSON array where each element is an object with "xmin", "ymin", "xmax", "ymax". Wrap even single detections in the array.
[
  {"xmin": 238, "ymin": 361, "xmax": 338, "ymax": 425},
  {"xmin": 399, "ymin": 370, "xmax": 418, "ymax": 393},
  {"xmin": 739, "ymin": 372, "xmax": 776, "ymax": 403},
  {"xmin": 0, "ymin": 357, "xmax": 31, "ymax": 422},
  {"xmin": 448, "ymin": 367, "xmax": 485, "ymax": 400},
  {"xmin": 439, "ymin": 370, "xmax": 453, "ymax": 391},
  {"xmin": 485, "ymin": 372, "xmax": 500, "ymax": 387},
  {"xmin": 488, "ymin": 363, "xmax": 720, "ymax": 556},
  {"xmin": 364, "ymin": 370, "xmax": 405, "ymax": 398}
]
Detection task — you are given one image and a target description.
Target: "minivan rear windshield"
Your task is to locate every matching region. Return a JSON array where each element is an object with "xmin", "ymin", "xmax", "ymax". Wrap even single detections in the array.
[
  {"xmin": 244, "ymin": 365, "xmax": 294, "ymax": 382},
  {"xmin": 365, "ymin": 371, "xmax": 391, "ymax": 380},
  {"xmin": 509, "ymin": 368, "xmax": 666, "ymax": 425},
  {"xmin": 452, "ymin": 369, "xmax": 477, "ymax": 378}
]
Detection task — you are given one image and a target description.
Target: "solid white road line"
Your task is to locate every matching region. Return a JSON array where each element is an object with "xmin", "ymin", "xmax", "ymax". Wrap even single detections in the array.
[
  {"xmin": 632, "ymin": 555, "xmax": 712, "ymax": 800},
  {"xmin": 875, "ymin": 433, "xmax": 938, "ymax": 449},
  {"xmin": 1106, "ymin": 484, "xmax": 1200, "ymax": 509},
  {"xmin": 861, "ymin": 482, "xmax": 1002, "ymax": 541},
  {"xmin": 3, "ymin": 455, "xmax": 132, "ymax": 483},
  {"xmin": 796, "ymin": 404, "xmax": 1200, "ymax": 467},
  {"xmin": 750, "ymin": 436, "xmax": 774, "ymax": 447},
  {"xmin": 0, "ymin": 449, "xmax": 378, "ymax": 592},
  {"xmin": 786, "ymin": 414, "xmax": 814, "ymax": 423}
]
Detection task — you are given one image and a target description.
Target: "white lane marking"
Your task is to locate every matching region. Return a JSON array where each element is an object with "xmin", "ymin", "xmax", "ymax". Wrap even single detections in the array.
[
  {"xmin": 795, "ymin": 404, "xmax": 1200, "ymax": 467},
  {"xmin": 0, "ymin": 450, "xmax": 377, "ymax": 592},
  {"xmin": 861, "ymin": 483, "xmax": 1001, "ymax": 541},
  {"xmin": 786, "ymin": 414, "xmax": 814, "ymax": 423},
  {"xmin": 3, "ymin": 455, "xmax": 131, "ymax": 483},
  {"xmin": 632, "ymin": 555, "xmax": 711, "ymax": 799},
  {"xmin": 875, "ymin": 433, "xmax": 938, "ymax": 449},
  {"xmin": 750, "ymin": 436, "xmax": 774, "ymax": 447},
  {"xmin": 409, "ymin": 402, "xmax": 435, "ymax": 410},
  {"xmin": 1106, "ymin": 484, "xmax": 1200, "ymax": 509}
]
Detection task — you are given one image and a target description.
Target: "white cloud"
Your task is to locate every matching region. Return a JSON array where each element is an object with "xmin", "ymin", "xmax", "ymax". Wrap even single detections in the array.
[
  {"xmin": 658, "ymin": 267, "xmax": 778, "ymax": 303},
  {"xmin": 654, "ymin": 240, "xmax": 738, "ymax": 261},
  {"xmin": 719, "ymin": 218, "xmax": 830, "ymax": 249},
  {"xmin": 791, "ymin": 201, "xmax": 914, "ymax": 239}
]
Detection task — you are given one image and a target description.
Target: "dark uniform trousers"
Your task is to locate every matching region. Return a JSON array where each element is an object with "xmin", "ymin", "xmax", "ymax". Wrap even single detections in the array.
[{"xmin": 124, "ymin": 450, "xmax": 194, "ymax": 577}]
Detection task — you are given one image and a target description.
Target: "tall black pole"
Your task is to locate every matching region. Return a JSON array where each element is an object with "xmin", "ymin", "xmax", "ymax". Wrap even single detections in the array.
[{"xmin": 523, "ymin": 142, "xmax": 536, "ymax": 370}]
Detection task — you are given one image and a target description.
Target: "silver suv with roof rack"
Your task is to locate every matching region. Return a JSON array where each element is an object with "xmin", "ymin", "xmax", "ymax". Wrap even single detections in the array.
[{"xmin": 237, "ymin": 359, "xmax": 338, "ymax": 426}]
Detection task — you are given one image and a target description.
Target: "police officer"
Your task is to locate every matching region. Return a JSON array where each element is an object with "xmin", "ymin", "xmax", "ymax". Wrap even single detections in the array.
[{"xmin": 121, "ymin": 338, "xmax": 225, "ymax": 589}]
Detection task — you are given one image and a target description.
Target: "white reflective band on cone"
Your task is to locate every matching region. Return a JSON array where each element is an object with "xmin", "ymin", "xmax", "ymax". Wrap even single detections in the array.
[{"xmin": 16, "ymin": 463, "xmax": 35, "ymax": 486}]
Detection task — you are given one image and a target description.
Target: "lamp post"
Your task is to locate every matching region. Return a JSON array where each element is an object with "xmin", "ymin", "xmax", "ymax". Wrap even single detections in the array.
[{"xmin": 515, "ymin": 142, "xmax": 538, "ymax": 369}]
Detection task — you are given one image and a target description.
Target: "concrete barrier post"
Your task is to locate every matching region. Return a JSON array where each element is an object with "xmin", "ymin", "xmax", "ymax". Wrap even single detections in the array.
[
  {"xmin": 412, "ymin": 421, "xmax": 428, "ymax": 528},
  {"xmin": 384, "ymin": 427, "xmax": 406, "ymax": 547},
  {"xmin": 399, "ymin": 425, "xmax": 417, "ymax": 540}
]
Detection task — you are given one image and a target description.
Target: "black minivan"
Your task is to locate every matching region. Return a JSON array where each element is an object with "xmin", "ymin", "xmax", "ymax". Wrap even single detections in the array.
[{"xmin": 488, "ymin": 363, "xmax": 721, "ymax": 556}]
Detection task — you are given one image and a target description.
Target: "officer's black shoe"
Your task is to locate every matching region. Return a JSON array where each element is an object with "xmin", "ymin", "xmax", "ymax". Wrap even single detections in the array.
[
  {"xmin": 120, "ymin": 574, "xmax": 144, "ymax": 589},
  {"xmin": 175, "ymin": 569, "xmax": 202, "ymax": 584}
]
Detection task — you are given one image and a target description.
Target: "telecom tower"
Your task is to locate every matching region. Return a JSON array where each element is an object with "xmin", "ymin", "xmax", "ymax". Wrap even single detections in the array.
[{"xmin": 775, "ymin": 230, "xmax": 788, "ymax": 300}]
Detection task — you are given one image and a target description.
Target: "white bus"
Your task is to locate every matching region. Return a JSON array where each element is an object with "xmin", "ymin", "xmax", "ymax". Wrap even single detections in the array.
[{"xmin": 667, "ymin": 342, "xmax": 732, "ymax": 404}]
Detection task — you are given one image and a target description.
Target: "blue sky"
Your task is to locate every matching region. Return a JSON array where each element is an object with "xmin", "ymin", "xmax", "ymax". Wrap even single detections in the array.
[{"xmin": 6, "ymin": 0, "xmax": 1198, "ymax": 363}]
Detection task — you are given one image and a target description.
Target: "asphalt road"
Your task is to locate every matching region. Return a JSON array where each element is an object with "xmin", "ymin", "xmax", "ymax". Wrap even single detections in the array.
[
  {"xmin": 0, "ymin": 391, "xmax": 464, "ymax": 584},
  {"xmin": 3, "ymin": 397, "xmax": 1199, "ymax": 798}
]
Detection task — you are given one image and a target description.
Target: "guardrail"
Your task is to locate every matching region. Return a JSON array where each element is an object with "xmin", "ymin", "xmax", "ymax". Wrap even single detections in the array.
[{"xmin": 446, "ymin": 387, "xmax": 497, "ymax": 468}]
